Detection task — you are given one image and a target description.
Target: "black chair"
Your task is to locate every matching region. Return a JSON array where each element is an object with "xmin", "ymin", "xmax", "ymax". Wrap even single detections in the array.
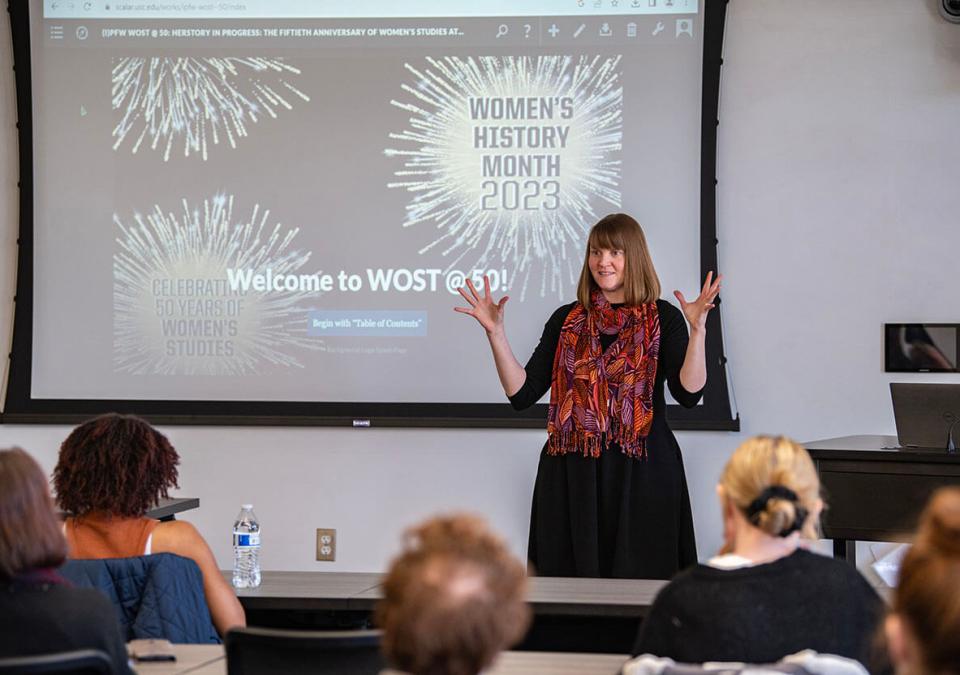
[
  {"xmin": 0, "ymin": 649, "xmax": 113, "ymax": 675},
  {"xmin": 225, "ymin": 627, "xmax": 383, "ymax": 675}
]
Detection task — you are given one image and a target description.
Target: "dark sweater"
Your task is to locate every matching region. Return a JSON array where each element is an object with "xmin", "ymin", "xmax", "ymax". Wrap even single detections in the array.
[
  {"xmin": 632, "ymin": 550, "xmax": 886, "ymax": 670},
  {"xmin": 0, "ymin": 577, "xmax": 132, "ymax": 674}
]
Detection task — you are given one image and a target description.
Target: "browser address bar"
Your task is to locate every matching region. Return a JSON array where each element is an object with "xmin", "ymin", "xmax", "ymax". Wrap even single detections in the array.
[{"xmin": 45, "ymin": 0, "xmax": 698, "ymax": 20}]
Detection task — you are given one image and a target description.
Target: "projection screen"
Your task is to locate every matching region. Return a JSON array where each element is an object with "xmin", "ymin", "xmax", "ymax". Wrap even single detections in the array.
[{"xmin": 5, "ymin": 0, "xmax": 737, "ymax": 429}]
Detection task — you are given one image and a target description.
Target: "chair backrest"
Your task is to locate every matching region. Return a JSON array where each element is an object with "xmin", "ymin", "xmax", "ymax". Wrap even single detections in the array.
[
  {"xmin": 0, "ymin": 649, "xmax": 113, "ymax": 675},
  {"xmin": 60, "ymin": 553, "xmax": 220, "ymax": 644},
  {"xmin": 226, "ymin": 627, "xmax": 384, "ymax": 675}
]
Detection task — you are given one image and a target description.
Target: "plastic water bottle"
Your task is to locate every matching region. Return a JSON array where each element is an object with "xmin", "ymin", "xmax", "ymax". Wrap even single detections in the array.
[{"xmin": 232, "ymin": 504, "xmax": 261, "ymax": 588}]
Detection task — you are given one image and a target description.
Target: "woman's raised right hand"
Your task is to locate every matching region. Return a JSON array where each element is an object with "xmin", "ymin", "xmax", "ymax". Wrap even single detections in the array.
[{"xmin": 454, "ymin": 276, "xmax": 509, "ymax": 335}]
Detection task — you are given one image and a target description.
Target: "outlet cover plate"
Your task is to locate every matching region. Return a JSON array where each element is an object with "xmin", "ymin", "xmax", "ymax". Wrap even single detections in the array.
[{"xmin": 316, "ymin": 528, "xmax": 336, "ymax": 562}]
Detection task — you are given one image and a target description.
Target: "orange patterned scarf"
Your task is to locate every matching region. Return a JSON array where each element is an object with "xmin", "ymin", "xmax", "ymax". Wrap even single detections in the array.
[{"xmin": 546, "ymin": 290, "xmax": 660, "ymax": 458}]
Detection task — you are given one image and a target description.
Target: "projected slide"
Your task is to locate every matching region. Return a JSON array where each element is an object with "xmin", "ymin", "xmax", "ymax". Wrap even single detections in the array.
[
  {"xmin": 111, "ymin": 57, "xmax": 310, "ymax": 161},
  {"xmin": 27, "ymin": 1, "xmax": 704, "ymax": 404},
  {"xmin": 112, "ymin": 193, "xmax": 321, "ymax": 375},
  {"xmin": 386, "ymin": 55, "xmax": 623, "ymax": 299}
]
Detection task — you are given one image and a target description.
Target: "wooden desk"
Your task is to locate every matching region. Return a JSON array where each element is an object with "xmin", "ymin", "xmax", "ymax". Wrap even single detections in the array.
[
  {"xmin": 61, "ymin": 497, "xmax": 198, "ymax": 524},
  {"xmin": 134, "ymin": 645, "xmax": 629, "ymax": 675},
  {"xmin": 132, "ymin": 644, "xmax": 222, "ymax": 675},
  {"xmin": 227, "ymin": 571, "xmax": 380, "ymax": 611},
  {"xmin": 231, "ymin": 571, "xmax": 663, "ymax": 619},
  {"xmin": 805, "ymin": 434, "xmax": 960, "ymax": 563},
  {"xmin": 229, "ymin": 571, "xmax": 660, "ymax": 653},
  {"xmin": 147, "ymin": 497, "xmax": 200, "ymax": 522},
  {"xmin": 489, "ymin": 651, "xmax": 629, "ymax": 674},
  {"xmin": 525, "ymin": 576, "xmax": 665, "ymax": 618}
]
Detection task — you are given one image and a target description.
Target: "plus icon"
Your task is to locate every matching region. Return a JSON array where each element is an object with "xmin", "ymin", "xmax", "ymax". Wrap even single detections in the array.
[{"xmin": 548, "ymin": 24, "xmax": 560, "ymax": 37}]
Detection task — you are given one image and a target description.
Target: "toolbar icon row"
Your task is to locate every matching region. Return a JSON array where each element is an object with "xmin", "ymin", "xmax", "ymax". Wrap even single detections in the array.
[{"xmin": 496, "ymin": 19, "xmax": 693, "ymax": 39}]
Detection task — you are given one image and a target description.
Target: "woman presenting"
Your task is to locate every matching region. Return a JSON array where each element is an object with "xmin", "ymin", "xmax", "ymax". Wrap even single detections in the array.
[{"xmin": 456, "ymin": 213, "xmax": 721, "ymax": 579}]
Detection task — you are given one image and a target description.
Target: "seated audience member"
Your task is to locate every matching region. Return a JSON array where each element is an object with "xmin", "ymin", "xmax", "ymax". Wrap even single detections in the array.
[
  {"xmin": 376, "ymin": 514, "xmax": 531, "ymax": 675},
  {"xmin": 632, "ymin": 435, "xmax": 885, "ymax": 670},
  {"xmin": 623, "ymin": 651, "xmax": 869, "ymax": 675},
  {"xmin": 885, "ymin": 487, "xmax": 960, "ymax": 675},
  {"xmin": 0, "ymin": 447, "xmax": 132, "ymax": 673},
  {"xmin": 55, "ymin": 413, "xmax": 245, "ymax": 636}
]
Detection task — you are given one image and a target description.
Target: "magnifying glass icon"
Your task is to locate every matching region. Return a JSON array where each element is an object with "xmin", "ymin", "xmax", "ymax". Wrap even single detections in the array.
[{"xmin": 496, "ymin": 24, "xmax": 508, "ymax": 38}]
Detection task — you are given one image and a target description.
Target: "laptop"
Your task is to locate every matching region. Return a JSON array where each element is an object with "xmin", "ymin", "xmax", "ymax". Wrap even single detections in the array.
[{"xmin": 890, "ymin": 383, "xmax": 960, "ymax": 451}]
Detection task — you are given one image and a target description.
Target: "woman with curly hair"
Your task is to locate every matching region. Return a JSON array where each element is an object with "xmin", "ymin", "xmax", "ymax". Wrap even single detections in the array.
[
  {"xmin": 55, "ymin": 413, "xmax": 245, "ymax": 636},
  {"xmin": 0, "ymin": 447, "xmax": 131, "ymax": 672}
]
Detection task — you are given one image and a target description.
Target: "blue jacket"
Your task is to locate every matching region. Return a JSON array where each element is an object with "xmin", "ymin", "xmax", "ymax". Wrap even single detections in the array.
[{"xmin": 60, "ymin": 553, "xmax": 220, "ymax": 644}]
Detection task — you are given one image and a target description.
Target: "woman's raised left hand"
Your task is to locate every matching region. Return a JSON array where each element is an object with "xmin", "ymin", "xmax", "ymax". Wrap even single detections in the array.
[{"xmin": 674, "ymin": 271, "xmax": 722, "ymax": 333}]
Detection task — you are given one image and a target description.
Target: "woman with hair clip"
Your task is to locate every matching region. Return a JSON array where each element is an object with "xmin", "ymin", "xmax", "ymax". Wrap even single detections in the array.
[
  {"xmin": 0, "ymin": 448, "xmax": 132, "ymax": 672},
  {"xmin": 457, "ymin": 213, "xmax": 720, "ymax": 578},
  {"xmin": 885, "ymin": 487, "xmax": 960, "ymax": 675},
  {"xmin": 630, "ymin": 436, "xmax": 887, "ymax": 670},
  {"xmin": 56, "ymin": 413, "xmax": 245, "ymax": 636}
]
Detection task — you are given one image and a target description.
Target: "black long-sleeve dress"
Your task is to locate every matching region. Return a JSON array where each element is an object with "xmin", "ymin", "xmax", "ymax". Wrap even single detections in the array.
[{"xmin": 509, "ymin": 299, "xmax": 702, "ymax": 579}]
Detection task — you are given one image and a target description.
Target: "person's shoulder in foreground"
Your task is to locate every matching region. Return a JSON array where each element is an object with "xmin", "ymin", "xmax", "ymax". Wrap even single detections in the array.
[
  {"xmin": 885, "ymin": 486, "xmax": 960, "ymax": 675},
  {"xmin": 0, "ymin": 446, "xmax": 133, "ymax": 674},
  {"xmin": 0, "ymin": 582, "xmax": 133, "ymax": 673},
  {"xmin": 648, "ymin": 546, "xmax": 878, "ymax": 608},
  {"xmin": 623, "ymin": 650, "xmax": 868, "ymax": 675}
]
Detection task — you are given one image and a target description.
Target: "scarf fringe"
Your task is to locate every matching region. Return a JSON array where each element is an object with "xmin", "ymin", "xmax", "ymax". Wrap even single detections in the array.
[{"xmin": 546, "ymin": 429, "xmax": 649, "ymax": 460}]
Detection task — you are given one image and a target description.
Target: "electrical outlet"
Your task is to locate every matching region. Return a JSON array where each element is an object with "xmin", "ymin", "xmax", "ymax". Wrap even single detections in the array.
[{"xmin": 316, "ymin": 528, "xmax": 336, "ymax": 562}]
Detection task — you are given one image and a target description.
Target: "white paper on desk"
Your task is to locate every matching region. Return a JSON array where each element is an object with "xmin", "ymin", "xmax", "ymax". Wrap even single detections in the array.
[{"xmin": 870, "ymin": 543, "xmax": 909, "ymax": 588}]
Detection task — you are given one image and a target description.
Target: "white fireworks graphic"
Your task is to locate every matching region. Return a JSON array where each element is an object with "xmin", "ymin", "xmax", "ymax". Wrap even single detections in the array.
[
  {"xmin": 112, "ymin": 57, "xmax": 310, "ymax": 161},
  {"xmin": 113, "ymin": 194, "xmax": 321, "ymax": 375},
  {"xmin": 385, "ymin": 55, "xmax": 623, "ymax": 299}
]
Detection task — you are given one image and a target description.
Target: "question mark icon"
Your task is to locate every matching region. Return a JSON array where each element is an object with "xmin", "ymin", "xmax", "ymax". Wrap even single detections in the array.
[{"xmin": 524, "ymin": 24, "xmax": 532, "ymax": 38}]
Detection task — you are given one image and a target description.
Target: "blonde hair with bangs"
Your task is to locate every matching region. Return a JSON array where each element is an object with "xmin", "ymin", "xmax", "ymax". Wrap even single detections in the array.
[
  {"xmin": 719, "ymin": 436, "xmax": 822, "ymax": 540},
  {"xmin": 576, "ymin": 213, "xmax": 661, "ymax": 309}
]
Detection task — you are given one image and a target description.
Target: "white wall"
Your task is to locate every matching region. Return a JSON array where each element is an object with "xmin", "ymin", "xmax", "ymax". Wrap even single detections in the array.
[{"xmin": 2, "ymin": 0, "xmax": 959, "ymax": 574}]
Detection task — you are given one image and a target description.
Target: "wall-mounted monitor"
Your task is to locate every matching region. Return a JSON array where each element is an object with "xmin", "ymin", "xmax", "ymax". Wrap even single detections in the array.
[{"xmin": 885, "ymin": 323, "xmax": 960, "ymax": 373}]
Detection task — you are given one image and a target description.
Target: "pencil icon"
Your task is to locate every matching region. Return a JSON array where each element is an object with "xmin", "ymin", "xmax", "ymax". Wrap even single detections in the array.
[{"xmin": 573, "ymin": 23, "xmax": 586, "ymax": 38}]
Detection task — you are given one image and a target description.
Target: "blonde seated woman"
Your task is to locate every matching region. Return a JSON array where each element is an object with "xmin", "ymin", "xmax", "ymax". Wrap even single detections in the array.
[
  {"xmin": 885, "ymin": 486, "xmax": 960, "ymax": 675},
  {"xmin": 631, "ymin": 436, "xmax": 886, "ymax": 671},
  {"xmin": 55, "ymin": 413, "xmax": 245, "ymax": 636}
]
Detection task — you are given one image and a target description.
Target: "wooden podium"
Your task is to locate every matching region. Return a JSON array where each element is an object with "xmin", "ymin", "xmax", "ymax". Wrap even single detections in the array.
[{"xmin": 805, "ymin": 435, "xmax": 960, "ymax": 563}]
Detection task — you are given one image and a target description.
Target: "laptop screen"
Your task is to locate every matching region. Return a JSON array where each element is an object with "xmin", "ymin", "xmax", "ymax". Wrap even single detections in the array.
[{"xmin": 890, "ymin": 383, "xmax": 960, "ymax": 450}]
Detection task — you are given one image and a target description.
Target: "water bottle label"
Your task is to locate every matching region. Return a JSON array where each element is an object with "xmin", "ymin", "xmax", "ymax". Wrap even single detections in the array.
[{"xmin": 234, "ymin": 532, "xmax": 260, "ymax": 547}]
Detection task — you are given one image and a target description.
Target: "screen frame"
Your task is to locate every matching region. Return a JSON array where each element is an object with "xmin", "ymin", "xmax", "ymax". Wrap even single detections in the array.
[{"xmin": 3, "ymin": 0, "xmax": 739, "ymax": 430}]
